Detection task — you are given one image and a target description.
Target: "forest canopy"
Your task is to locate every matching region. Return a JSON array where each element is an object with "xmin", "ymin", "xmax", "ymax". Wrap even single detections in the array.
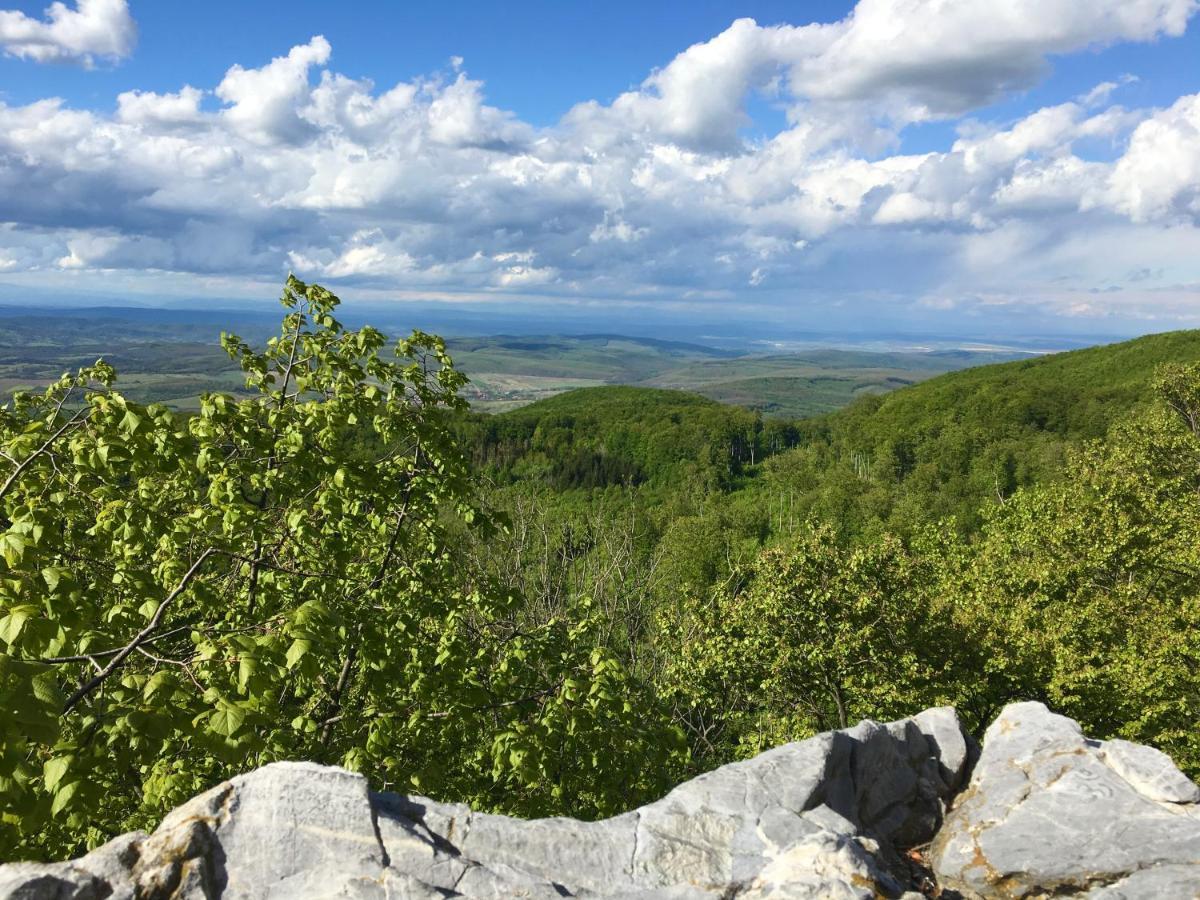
[{"xmin": 1, "ymin": 279, "xmax": 1198, "ymax": 860}]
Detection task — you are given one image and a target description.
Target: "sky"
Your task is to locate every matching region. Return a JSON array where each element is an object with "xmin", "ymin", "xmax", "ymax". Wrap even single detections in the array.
[{"xmin": 0, "ymin": 0, "xmax": 1198, "ymax": 338}]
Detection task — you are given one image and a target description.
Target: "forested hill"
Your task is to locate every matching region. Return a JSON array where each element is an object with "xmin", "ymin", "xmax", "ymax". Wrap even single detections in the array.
[
  {"xmin": 455, "ymin": 323, "xmax": 1200, "ymax": 785},
  {"xmin": 462, "ymin": 329, "xmax": 1200, "ymax": 535},
  {"xmin": 462, "ymin": 387, "xmax": 772, "ymax": 489},
  {"xmin": 779, "ymin": 327, "xmax": 1200, "ymax": 534},
  {"xmin": 817, "ymin": 327, "xmax": 1200, "ymax": 444}
]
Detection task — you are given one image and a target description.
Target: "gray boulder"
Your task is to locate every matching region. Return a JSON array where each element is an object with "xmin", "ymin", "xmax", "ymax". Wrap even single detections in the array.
[
  {"xmin": 0, "ymin": 707, "xmax": 968, "ymax": 900},
  {"xmin": 931, "ymin": 701, "xmax": 1200, "ymax": 898}
]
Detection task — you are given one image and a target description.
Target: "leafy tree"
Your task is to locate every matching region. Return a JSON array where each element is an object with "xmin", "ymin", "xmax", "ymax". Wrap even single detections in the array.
[
  {"xmin": 658, "ymin": 525, "xmax": 956, "ymax": 769},
  {"xmin": 946, "ymin": 363, "xmax": 1200, "ymax": 768},
  {"xmin": 0, "ymin": 278, "xmax": 679, "ymax": 859}
]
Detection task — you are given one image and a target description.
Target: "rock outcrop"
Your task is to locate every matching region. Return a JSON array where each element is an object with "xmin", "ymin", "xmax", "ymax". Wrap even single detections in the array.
[
  {"xmin": 2, "ymin": 702, "xmax": 1198, "ymax": 899},
  {"xmin": 931, "ymin": 701, "xmax": 1200, "ymax": 898},
  {"xmin": 0, "ymin": 707, "xmax": 969, "ymax": 899}
]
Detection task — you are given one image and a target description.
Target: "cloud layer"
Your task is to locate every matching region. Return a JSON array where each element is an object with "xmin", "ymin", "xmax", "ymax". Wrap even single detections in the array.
[
  {"xmin": 1, "ymin": 0, "xmax": 1199, "ymax": 330},
  {"xmin": 0, "ymin": 0, "xmax": 134, "ymax": 66}
]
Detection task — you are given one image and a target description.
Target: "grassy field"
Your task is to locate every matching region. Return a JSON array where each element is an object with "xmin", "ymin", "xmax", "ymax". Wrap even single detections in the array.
[{"xmin": 0, "ymin": 309, "xmax": 1033, "ymax": 419}]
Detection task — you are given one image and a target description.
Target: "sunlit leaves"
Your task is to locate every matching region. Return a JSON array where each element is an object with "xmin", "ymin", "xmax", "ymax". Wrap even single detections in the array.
[
  {"xmin": 284, "ymin": 638, "xmax": 311, "ymax": 670},
  {"xmin": 660, "ymin": 524, "xmax": 952, "ymax": 765},
  {"xmin": 0, "ymin": 276, "xmax": 676, "ymax": 859},
  {"xmin": 946, "ymin": 367, "xmax": 1200, "ymax": 772},
  {"xmin": 207, "ymin": 702, "xmax": 247, "ymax": 738}
]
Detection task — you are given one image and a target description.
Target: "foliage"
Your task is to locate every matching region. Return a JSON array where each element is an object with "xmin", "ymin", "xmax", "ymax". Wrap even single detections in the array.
[
  {"xmin": 0, "ymin": 278, "xmax": 679, "ymax": 860},
  {"xmin": 658, "ymin": 526, "xmax": 957, "ymax": 769},
  {"xmin": 461, "ymin": 386, "xmax": 770, "ymax": 491},
  {"xmin": 761, "ymin": 329, "xmax": 1200, "ymax": 537},
  {"xmin": 461, "ymin": 339, "xmax": 1200, "ymax": 783},
  {"xmin": 943, "ymin": 363, "xmax": 1200, "ymax": 768}
]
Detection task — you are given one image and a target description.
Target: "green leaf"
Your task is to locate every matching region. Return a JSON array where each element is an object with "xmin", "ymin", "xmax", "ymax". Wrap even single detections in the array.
[
  {"xmin": 285, "ymin": 638, "xmax": 311, "ymax": 670},
  {"xmin": 238, "ymin": 656, "xmax": 257, "ymax": 691},
  {"xmin": 50, "ymin": 780, "xmax": 81, "ymax": 817},
  {"xmin": 120, "ymin": 409, "xmax": 143, "ymax": 434},
  {"xmin": 1, "ymin": 533, "xmax": 27, "ymax": 567},
  {"xmin": 30, "ymin": 667, "xmax": 64, "ymax": 707},
  {"xmin": 143, "ymin": 670, "xmax": 175, "ymax": 701},
  {"xmin": 43, "ymin": 756, "xmax": 73, "ymax": 792},
  {"xmin": 0, "ymin": 605, "xmax": 37, "ymax": 645},
  {"xmin": 209, "ymin": 702, "xmax": 246, "ymax": 738}
]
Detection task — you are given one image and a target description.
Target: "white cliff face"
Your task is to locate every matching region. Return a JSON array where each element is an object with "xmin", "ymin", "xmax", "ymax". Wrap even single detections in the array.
[{"xmin": 1, "ymin": 702, "xmax": 1196, "ymax": 900}]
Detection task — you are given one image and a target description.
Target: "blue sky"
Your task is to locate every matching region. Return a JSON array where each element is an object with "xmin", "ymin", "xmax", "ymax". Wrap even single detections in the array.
[
  {"xmin": 0, "ymin": 0, "xmax": 1198, "ymax": 337},
  {"xmin": 5, "ymin": 2, "xmax": 1195, "ymax": 144},
  {"xmin": 0, "ymin": 3, "xmax": 860, "ymax": 121}
]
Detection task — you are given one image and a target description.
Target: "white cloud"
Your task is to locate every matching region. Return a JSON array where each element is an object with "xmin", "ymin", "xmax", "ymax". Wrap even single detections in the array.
[
  {"xmin": 426, "ymin": 73, "xmax": 530, "ymax": 148},
  {"xmin": 0, "ymin": 0, "xmax": 135, "ymax": 66},
  {"xmin": 1079, "ymin": 75, "xmax": 1139, "ymax": 108},
  {"xmin": 1102, "ymin": 93, "xmax": 1200, "ymax": 222},
  {"xmin": 581, "ymin": 18, "xmax": 819, "ymax": 151},
  {"xmin": 117, "ymin": 86, "xmax": 205, "ymax": 126},
  {"xmin": 564, "ymin": 0, "xmax": 1195, "ymax": 153},
  {"xmin": 0, "ymin": 0, "xmax": 1198, "ymax": 330},
  {"xmin": 216, "ymin": 35, "xmax": 331, "ymax": 144},
  {"xmin": 590, "ymin": 213, "xmax": 647, "ymax": 243},
  {"xmin": 789, "ymin": 0, "xmax": 1195, "ymax": 116}
]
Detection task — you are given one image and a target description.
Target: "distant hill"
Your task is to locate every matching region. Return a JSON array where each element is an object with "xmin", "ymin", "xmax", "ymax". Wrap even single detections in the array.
[
  {"xmin": 463, "ymin": 386, "xmax": 755, "ymax": 489},
  {"xmin": 446, "ymin": 334, "xmax": 1025, "ymax": 416},
  {"xmin": 0, "ymin": 303, "xmax": 1171, "ymax": 423},
  {"xmin": 814, "ymin": 328, "xmax": 1200, "ymax": 446},
  {"xmin": 468, "ymin": 329, "xmax": 1200, "ymax": 533},
  {"xmin": 768, "ymin": 328, "xmax": 1200, "ymax": 534}
]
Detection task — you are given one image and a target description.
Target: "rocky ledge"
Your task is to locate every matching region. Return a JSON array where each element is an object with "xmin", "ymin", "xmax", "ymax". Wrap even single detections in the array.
[{"xmin": 2, "ymin": 702, "xmax": 1197, "ymax": 899}]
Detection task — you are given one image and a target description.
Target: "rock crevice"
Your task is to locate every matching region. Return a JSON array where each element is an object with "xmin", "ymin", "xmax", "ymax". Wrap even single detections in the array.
[{"xmin": 3, "ymin": 703, "xmax": 1197, "ymax": 899}]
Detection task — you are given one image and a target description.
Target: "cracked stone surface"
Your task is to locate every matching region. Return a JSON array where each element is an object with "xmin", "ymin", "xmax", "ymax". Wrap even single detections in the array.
[
  {"xmin": 0, "ymin": 707, "xmax": 968, "ymax": 899},
  {"xmin": 930, "ymin": 701, "xmax": 1200, "ymax": 899},
  {"xmin": 13, "ymin": 703, "xmax": 1194, "ymax": 899}
]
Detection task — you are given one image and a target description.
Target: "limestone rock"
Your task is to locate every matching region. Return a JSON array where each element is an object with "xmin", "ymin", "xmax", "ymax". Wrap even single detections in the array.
[
  {"xmin": 0, "ymin": 707, "xmax": 967, "ymax": 899},
  {"xmin": 931, "ymin": 701, "xmax": 1200, "ymax": 899},
  {"xmin": 1101, "ymin": 738, "xmax": 1200, "ymax": 804},
  {"xmin": 12, "ymin": 702, "xmax": 1195, "ymax": 899}
]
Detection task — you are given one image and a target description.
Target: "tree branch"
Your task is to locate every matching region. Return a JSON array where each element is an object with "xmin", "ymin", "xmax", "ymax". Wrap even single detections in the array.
[
  {"xmin": 62, "ymin": 548, "xmax": 215, "ymax": 714},
  {"xmin": 0, "ymin": 408, "xmax": 91, "ymax": 505},
  {"xmin": 39, "ymin": 623, "xmax": 194, "ymax": 665}
]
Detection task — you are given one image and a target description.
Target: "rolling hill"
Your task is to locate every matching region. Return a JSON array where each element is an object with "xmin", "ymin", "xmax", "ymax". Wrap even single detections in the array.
[
  {"xmin": 0, "ymin": 307, "xmax": 1031, "ymax": 418},
  {"xmin": 468, "ymin": 328, "xmax": 1200, "ymax": 534}
]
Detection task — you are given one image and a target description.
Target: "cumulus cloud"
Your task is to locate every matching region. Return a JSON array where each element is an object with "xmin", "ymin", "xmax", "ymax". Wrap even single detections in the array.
[
  {"xmin": 1102, "ymin": 93, "xmax": 1200, "ymax": 222},
  {"xmin": 0, "ymin": 0, "xmax": 135, "ymax": 66},
  {"xmin": 566, "ymin": 0, "xmax": 1195, "ymax": 152},
  {"xmin": 116, "ymin": 86, "xmax": 205, "ymax": 126},
  {"xmin": 0, "ymin": 0, "xmax": 1198, "ymax": 329},
  {"xmin": 216, "ymin": 35, "xmax": 332, "ymax": 144},
  {"xmin": 788, "ymin": 0, "xmax": 1195, "ymax": 116}
]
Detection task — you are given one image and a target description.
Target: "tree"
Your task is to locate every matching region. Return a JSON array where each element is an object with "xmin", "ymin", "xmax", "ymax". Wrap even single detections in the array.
[
  {"xmin": 947, "ymin": 363, "xmax": 1200, "ymax": 768},
  {"xmin": 0, "ymin": 277, "xmax": 679, "ymax": 859},
  {"xmin": 658, "ymin": 525, "xmax": 956, "ymax": 770}
]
